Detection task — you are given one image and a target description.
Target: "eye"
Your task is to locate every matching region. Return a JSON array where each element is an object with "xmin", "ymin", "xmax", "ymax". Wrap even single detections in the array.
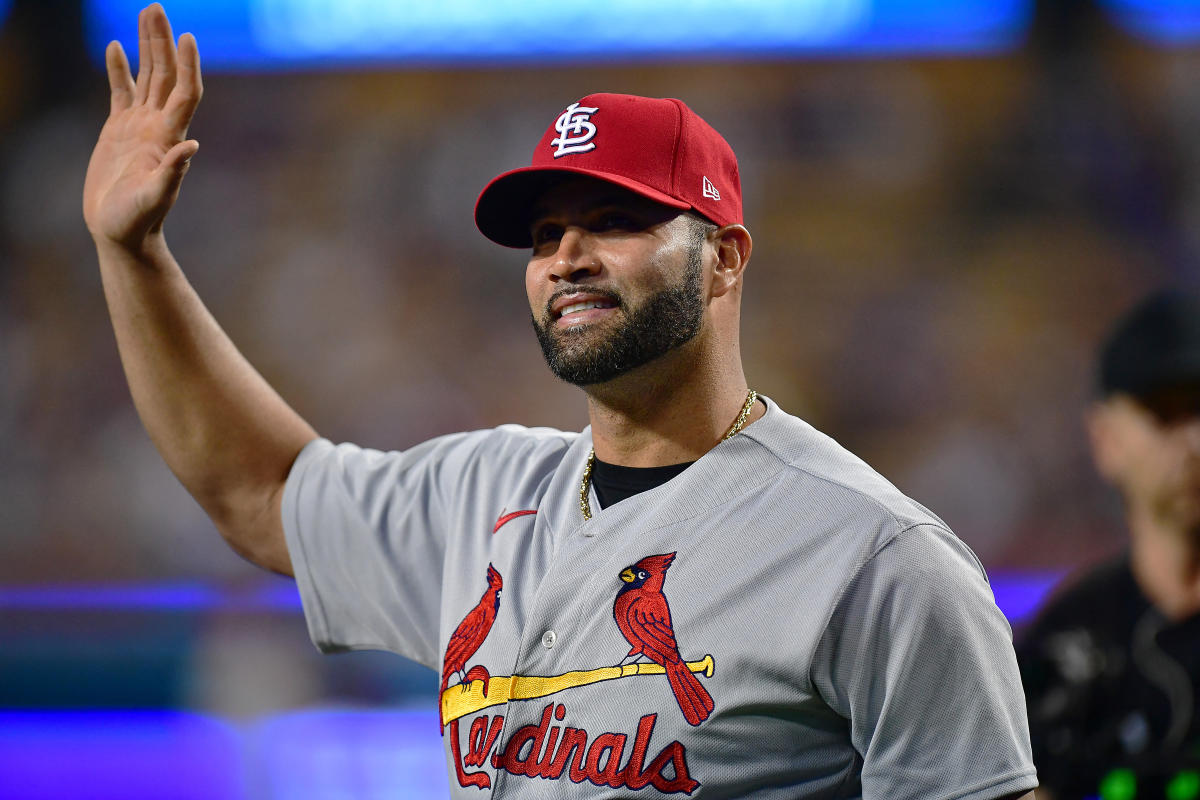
[
  {"xmin": 530, "ymin": 222, "xmax": 563, "ymax": 250},
  {"xmin": 638, "ymin": 570, "xmax": 647, "ymax": 579},
  {"xmin": 593, "ymin": 211, "xmax": 638, "ymax": 232}
]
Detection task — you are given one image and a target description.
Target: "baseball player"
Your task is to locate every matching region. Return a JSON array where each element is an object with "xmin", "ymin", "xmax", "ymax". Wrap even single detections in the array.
[{"xmin": 84, "ymin": 5, "xmax": 1039, "ymax": 798}]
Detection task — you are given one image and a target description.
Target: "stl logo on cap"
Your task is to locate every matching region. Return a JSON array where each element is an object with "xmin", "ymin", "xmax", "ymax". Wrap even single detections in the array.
[
  {"xmin": 475, "ymin": 93, "xmax": 743, "ymax": 248},
  {"xmin": 551, "ymin": 102, "xmax": 600, "ymax": 158}
]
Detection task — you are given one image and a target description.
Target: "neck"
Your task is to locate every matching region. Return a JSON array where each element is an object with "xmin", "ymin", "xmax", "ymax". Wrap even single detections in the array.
[
  {"xmin": 1128, "ymin": 506, "xmax": 1200, "ymax": 621},
  {"xmin": 581, "ymin": 345, "xmax": 761, "ymax": 467}
]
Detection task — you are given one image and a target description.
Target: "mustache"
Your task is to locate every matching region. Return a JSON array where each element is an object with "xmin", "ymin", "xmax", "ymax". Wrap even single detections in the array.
[{"xmin": 542, "ymin": 285, "xmax": 623, "ymax": 320}]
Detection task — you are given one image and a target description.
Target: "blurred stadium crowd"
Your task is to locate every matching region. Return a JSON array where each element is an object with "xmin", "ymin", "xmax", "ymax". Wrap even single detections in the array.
[{"xmin": 0, "ymin": 0, "xmax": 1198, "ymax": 715}]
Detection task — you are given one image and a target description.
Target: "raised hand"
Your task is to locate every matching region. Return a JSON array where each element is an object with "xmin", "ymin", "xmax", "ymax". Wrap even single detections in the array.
[{"xmin": 83, "ymin": 4, "xmax": 202, "ymax": 251}]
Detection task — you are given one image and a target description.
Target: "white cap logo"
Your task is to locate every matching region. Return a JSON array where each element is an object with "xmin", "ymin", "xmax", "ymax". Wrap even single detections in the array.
[
  {"xmin": 551, "ymin": 102, "xmax": 600, "ymax": 158},
  {"xmin": 702, "ymin": 176, "xmax": 721, "ymax": 201}
]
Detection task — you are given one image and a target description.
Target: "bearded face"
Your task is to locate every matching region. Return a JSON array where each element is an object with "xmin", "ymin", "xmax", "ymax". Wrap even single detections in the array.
[
  {"xmin": 1092, "ymin": 392, "xmax": 1200, "ymax": 533},
  {"xmin": 531, "ymin": 239, "xmax": 705, "ymax": 386}
]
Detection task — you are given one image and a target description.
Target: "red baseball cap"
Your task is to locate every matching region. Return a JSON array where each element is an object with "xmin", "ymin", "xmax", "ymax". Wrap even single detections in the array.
[{"xmin": 475, "ymin": 93, "xmax": 742, "ymax": 248}]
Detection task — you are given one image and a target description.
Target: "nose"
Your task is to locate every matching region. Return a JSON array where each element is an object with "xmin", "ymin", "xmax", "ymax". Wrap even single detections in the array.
[{"xmin": 546, "ymin": 227, "xmax": 601, "ymax": 283}]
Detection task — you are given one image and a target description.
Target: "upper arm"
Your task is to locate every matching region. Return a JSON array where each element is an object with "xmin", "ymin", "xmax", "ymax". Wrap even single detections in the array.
[
  {"xmin": 277, "ymin": 426, "xmax": 571, "ymax": 665},
  {"xmin": 206, "ymin": 434, "xmax": 319, "ymax": 577},
  {"xmin": 812, "ymin": 525, "xmax": 1038, "ymax": 799},
  {"xmin": 279, "ymin": 435, "xmax": 455, "ymax": 663}
]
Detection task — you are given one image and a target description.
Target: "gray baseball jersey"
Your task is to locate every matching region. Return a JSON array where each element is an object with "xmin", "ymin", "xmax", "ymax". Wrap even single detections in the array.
[{"xmin": 282, "ymin": 396, "xmax": 1037, "ymax": 798}]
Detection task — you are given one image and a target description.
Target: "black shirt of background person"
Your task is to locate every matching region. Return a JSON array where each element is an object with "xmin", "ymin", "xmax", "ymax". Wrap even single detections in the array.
[{"xmin": 1018, "ymin": 554, "xmax": 1200, "ymax": 799}]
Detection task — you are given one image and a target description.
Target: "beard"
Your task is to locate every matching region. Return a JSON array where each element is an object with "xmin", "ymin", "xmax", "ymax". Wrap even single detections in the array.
[{"xmin": 532, "ymin": 244, "xmax": 705, "ymax": 386}]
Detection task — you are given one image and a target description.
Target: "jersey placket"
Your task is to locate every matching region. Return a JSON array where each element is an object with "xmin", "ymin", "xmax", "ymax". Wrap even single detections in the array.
[{"xmin": 487, "ymin": 513, "xmax": 625, "ymax": 794}]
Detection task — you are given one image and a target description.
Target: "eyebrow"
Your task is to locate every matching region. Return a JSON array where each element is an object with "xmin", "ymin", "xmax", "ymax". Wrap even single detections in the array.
[{"xmin": 530, "ymin": 191, "xmax": 657, "ymax": 223}]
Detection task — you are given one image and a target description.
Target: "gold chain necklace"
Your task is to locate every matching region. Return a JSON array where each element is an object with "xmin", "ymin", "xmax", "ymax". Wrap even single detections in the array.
[{"xmin": 579, "ymin": 389, "xmax": 758, "ymax": 521}]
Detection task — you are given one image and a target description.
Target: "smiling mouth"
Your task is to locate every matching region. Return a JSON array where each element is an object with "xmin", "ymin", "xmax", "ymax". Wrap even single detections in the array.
[{"xmin": 557, "ymin": 299, "xmax": 617, "ymax": 319}]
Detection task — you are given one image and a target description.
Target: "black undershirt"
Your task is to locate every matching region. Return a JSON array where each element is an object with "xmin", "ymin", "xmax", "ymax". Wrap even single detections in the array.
[{"xmin": 590, "ymin": 457, "xmax": 695, "ymax": 509}]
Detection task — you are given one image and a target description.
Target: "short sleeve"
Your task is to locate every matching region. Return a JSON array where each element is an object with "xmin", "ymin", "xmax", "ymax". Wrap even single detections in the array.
[
  {"xmin": 282, "ymin": 431, "xmax": 495, "ymax": 669},
  {"xmin": 812, "ymin": 524, "xmax": 1038, "ymax": 800}
]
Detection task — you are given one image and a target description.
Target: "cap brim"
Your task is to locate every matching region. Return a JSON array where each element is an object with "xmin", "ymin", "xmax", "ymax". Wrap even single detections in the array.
[
  {"xmin": 1109, "ymin": 352, "xmax": 1200, "ymax": 398},
  {"xmin": 474, "ymin": 166, "xmax": 690, "ymax": 249}
]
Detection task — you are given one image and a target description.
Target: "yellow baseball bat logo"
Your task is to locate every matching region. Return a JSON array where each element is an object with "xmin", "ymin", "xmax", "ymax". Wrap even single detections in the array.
[{"xmin": 441, "ymin": 654, "xmax": 715, "ymax": 725}]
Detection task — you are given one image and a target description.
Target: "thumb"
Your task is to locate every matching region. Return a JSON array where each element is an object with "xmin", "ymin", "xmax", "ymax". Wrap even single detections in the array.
[
  {"xmin": 144, "ymin": 140, "xmax": 199, "ymax": 232},
  {"xmin": 157, "ymin": 141, "xmax": 199, "ymax": 183},
  {"xmin": 162, "ymin": 139, "xmax": 200, "ymax": 172},
  {"xmin": 148, "ymin": 139, "xmax": 199, "ymax": 206}
]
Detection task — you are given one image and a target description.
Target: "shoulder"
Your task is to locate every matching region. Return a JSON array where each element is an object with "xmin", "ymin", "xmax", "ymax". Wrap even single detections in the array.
[
  {"xmin": 304, "ymin": 423, "xmax": 575, "ymax": 464},
  {"xmin": 828, "ymin": 524, "xmax": 993, "ymax": 630},
  {"xmin": 735, "ymin": 399, "xmax": 989, "ymax": 636},
  {"xmin": 1040, "ymin": 553, "xmax": 1135, "ymax": 608},
  {"xmin": 1019, "ymin": 553, "xmax": 1141, "ymax": 645},
  {"xmin": 450, "ymin": 423, "xmax": 578, "ymax": 465},
  {"xmin": 743, "ymin": 396, "xmax": 955, "ymax": 547},
  {"xmin": 290, "ymin": 424, "xmax": 578, "ymax": 494}
]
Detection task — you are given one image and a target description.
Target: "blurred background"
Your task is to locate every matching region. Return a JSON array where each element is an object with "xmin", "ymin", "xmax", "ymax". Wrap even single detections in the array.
[{"xmin": 0, "ymin": 0, "xmax": 1198, "ymax": 796}]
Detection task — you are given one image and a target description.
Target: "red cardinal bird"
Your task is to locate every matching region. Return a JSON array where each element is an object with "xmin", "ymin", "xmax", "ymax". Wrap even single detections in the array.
[
  {"xmin": 442, "ymin": 564, "xmax": 503, "ymax": 694},
  {"xmin": 613, "ymin": 552, "xmax": 713, "ymax": 726}
]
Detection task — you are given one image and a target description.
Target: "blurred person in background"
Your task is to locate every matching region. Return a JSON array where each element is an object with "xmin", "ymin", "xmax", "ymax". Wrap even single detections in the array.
[
  {"xmin": 83, "ymin": 4, "xmax": 1039, "ymax": 797},
  {"xmin": 1019, "ymin": 288, "xmax": 1200, "ymax": 799}
]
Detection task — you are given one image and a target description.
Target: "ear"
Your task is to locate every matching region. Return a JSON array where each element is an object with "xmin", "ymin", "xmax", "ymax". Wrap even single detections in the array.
[
  {"xmin": 709, "ymin": 225, "xmax": 752, "ymax": 299},
  {"xmin": 1086, "ymin": 400, "xmax": 1122, "ymax": 483}
]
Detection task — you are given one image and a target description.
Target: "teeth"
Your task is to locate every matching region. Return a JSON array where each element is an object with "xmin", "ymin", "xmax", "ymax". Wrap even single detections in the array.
[{"xmin": 559, "ymin": 300, "xmax": 612, "ymax": 317}]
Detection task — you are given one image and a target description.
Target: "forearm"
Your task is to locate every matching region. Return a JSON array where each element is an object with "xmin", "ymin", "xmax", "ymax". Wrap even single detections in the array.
[{"xmin": 96, "ymin": 233, "xmax": 315, "ymax": 573}]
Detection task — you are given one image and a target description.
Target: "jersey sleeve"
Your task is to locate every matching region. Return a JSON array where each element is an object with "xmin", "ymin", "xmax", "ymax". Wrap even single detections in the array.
[
  {"xmin": 281, "ymin": 427, "xmax": 564, "ymax": 670},
  {"xmin": 811, "ymin": 524, "xmax": 1038, "ymax": 800}
]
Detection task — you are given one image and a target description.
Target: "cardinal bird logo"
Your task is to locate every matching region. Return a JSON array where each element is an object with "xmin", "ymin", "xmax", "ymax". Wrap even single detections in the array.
[
  {"xmin": 443, "ymin": 564, "xmax": 503, "ymax": 696},
  {"xmin": 613, "ymin": 552, "xmax": 714, "ymax": 726}
]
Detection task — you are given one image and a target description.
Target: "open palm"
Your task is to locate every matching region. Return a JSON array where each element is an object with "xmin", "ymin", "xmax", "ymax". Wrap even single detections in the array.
[{"xmin": 83, "ymin": 3, "xmax": 202, "ymax": 249}]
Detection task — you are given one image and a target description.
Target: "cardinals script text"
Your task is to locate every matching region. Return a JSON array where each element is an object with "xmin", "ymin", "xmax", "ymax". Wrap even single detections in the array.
[{"xmin": 450, "ymin": 702, "xmax": 699, "ymax": 793}]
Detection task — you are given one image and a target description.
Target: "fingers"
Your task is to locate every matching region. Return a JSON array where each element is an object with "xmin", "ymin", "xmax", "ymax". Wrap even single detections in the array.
[
  {"xmin": 132, "ymin": 4, "xmax": 177, "ymax": 108},
  {"xmin": 133, "ymin": 5, "xmax": 150, "ymax": 104},
  {"xmin": 147, "ymin": 5, "xmax": 177, "ymax": 107},
  {"xmin": 106, "ymin": 41, "xmax": 135, "ymax": 113},
  {"xmin": 165, "ymin": 33, "xmax": 203, "ymax": 132}
]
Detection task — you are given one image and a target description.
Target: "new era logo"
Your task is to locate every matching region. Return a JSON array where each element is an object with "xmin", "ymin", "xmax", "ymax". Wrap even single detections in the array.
[{"xmin": 702, "ymin": 176, "xmax": 721, "ymax": 201}]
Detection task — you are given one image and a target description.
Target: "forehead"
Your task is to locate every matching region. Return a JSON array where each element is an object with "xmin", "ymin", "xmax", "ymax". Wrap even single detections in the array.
[{"xmin": 530, "ymin": 176, "xmax": 681, "ymax": 223}]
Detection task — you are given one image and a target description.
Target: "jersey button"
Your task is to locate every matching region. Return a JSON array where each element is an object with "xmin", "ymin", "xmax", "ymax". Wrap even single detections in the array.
[{"xmin": 541, "ymin": 630, "xmax": 557, "ymax": 649}]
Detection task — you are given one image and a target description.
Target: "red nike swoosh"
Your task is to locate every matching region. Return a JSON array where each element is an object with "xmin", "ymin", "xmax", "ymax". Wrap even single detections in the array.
[{"xmin": 493, "ymin": 508, "xmax": 537, "ymax": 533}]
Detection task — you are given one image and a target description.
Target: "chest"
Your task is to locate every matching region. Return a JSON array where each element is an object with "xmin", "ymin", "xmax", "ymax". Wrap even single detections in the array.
[{"xmin": 435, "ymin": 495, "xmax": 864, "ymax": 798}]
